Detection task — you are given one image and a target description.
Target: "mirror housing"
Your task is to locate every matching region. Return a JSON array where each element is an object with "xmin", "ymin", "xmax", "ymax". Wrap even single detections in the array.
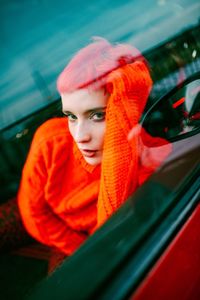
[{"xmin": 142, "ymin": 72, "xmax": 200, "ymax": 141}]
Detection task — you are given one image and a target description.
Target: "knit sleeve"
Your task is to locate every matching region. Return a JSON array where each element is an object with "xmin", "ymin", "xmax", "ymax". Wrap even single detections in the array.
[
  {"xmin": 138, "ymin": 128, "xmax": 172, "ymax": 185},
  {"xmin": 97, "ymin": 61, "xmax": 153, "ymax": 227},
  {"xmin": 17, "ymin": 118, "xmax": 87, "ymax": 255}
]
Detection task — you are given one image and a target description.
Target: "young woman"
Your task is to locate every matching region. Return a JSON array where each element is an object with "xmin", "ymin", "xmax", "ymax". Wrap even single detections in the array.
[{"xmin": 17, "ymin": 37, "xmax": 170, "ymax": 256}]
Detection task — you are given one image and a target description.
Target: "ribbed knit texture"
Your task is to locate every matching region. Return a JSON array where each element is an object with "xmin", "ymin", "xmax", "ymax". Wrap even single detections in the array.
[{"xmin": 97, "ymin": 61, "xmax": 153, "ymax": 225}]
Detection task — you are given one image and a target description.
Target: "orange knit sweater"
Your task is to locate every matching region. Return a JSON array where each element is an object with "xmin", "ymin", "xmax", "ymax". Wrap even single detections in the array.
[
  {"xmin": 18, "ymin": 118, "xmax": 101, "ymax": 255},
  {"xmin": 18, "ymin": 61, "xmax": 171, "ymax": 255}
]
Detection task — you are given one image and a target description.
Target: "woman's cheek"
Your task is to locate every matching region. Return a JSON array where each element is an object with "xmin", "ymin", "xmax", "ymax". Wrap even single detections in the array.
[
  {"xmin": 68, "ymin": 122, "xmax": 75, "ymax": 139},
  {"xmin": 97, "ymin": 122, "xmax": 106, "ymax": 147}
]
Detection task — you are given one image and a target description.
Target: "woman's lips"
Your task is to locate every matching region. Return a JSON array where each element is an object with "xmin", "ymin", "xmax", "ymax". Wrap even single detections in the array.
[{"xmin": 80, "ymin": 149, "xmax": 97, "ymax": 157}]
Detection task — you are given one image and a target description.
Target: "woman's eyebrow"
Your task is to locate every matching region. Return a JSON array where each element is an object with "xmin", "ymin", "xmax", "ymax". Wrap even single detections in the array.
[
  {"xmin": 62, "ymin": 106, "xmax": 107, "ymax": 115},
  {"xmin": 62, "ymin": 110, "xmax": 73, "ymax": 115},
  {"xmin": 85, "ymin": 106, "xmax": 107, "ymax": 113}
]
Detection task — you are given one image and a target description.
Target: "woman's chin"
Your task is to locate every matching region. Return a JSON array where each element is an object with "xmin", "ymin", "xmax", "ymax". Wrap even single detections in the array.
[{"xmin": 84, "ymin": 155, "xmax": 102, "ymax": 166}]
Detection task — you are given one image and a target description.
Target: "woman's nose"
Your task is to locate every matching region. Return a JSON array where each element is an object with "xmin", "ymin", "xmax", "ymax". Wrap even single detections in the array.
[{"xmin": 74, "ymin": 123, "xmax": 91, "ymax": 143}]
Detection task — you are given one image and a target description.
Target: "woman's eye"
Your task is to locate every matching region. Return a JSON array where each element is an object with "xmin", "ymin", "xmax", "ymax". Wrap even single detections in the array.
[
  {"xmin": 90, "ymin": 112, "xmax": 106, "ymax": 121},
  {"xmin": 64, "ymin": 113, "xmax": 77, "ymax": 122}
]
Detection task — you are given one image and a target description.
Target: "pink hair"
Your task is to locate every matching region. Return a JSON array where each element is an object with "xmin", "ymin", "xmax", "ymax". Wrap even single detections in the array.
[{"xmin": 57, "ymin": 37, "xmax": 147, "ymax": 94}]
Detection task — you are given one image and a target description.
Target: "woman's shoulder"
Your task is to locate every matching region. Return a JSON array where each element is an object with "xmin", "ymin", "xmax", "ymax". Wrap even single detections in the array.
[
  {"xmin": 32, "ymin": 117, "xmax": 71, "ymax": 150},
  {"xmin": 37, "ymin": 117, "xmax": 68, "ymax": 133}
]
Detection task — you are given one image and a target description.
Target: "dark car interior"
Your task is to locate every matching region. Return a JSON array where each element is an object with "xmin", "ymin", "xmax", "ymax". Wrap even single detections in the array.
[{"xmin": 142, "ymin": 74, "xmax": 200, "ymax": 141}]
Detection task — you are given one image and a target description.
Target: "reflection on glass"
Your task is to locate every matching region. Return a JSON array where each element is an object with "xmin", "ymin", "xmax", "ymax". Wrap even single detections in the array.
[{"xmin": 143, "ymin": 79, "xmax": 200, "ymax": 140}]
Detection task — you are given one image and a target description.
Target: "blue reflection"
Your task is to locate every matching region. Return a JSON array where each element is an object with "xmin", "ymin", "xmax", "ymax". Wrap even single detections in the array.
[{"xmin": 0, "ymin": 0, "xmax": 200, "ymax": 130}]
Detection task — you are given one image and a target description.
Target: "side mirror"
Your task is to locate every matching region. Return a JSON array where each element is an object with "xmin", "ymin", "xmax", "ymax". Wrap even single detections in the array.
[{"xmin": 142, "ymin": 73, "xmax": 200, "ymax": 141}]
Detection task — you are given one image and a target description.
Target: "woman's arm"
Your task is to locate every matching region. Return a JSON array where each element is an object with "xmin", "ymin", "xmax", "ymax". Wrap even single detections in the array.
[{"xmin": 17, "ymin": 119, "xmax": 87, "ymax": 255}]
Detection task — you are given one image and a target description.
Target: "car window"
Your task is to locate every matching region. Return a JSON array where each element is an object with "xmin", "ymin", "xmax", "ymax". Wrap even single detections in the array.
[
  {"xmin": 0, "ymin": 1, "xmax": 200, "ymax": 299},
  {"xmin": 1, "ymin": 0, "xmax": 200, "ymax": 130}
]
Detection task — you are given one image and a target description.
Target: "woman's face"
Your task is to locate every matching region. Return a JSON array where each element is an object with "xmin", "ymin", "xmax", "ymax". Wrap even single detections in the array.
[{"xmin": 62, "ymin": 88, "xmax": 109, "ymax": 165}]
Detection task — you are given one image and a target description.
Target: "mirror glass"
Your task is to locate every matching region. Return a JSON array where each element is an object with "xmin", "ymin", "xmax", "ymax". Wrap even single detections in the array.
[{"xmin": 143, "ymin": 79, "xmax": 200, "ymax": 140}]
